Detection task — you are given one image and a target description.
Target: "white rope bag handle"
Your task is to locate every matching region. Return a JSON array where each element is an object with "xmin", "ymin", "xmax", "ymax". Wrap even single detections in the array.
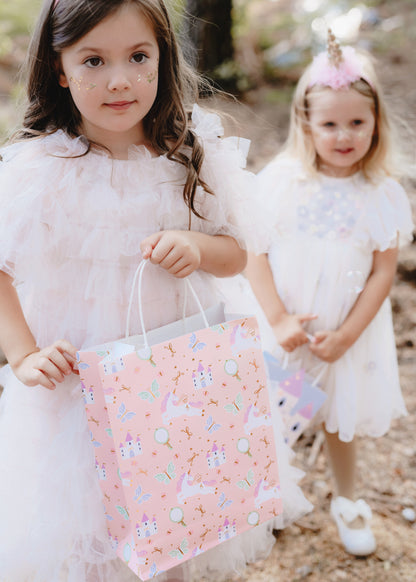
[{"xmin": 125, "ymin": 260, "xmax": 209, "ymax": 349}]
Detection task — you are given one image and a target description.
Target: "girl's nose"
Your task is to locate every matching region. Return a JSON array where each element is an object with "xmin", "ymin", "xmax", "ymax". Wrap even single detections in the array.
[
  {"xmin": 337, "ymin": 128, "xmax": 350, "ymax": 141},
  {"xmin": 107, "ymin": 68, "xmax": 131, "ymax": 92}
]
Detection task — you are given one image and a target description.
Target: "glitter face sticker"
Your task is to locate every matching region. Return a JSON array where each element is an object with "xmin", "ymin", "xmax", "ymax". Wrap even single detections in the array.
[
  {"xmin": 69, "ymin": 76, "xmax": 83, "ymax": 91},
  {"xmin": 137, "ymin": 69, "xmax": 157, "ymax": 84},
  {"xmin": 146, "ymin": 70, "xmax": 157, "ymax": 84},
  {"xmin": 69, "ymin": 76, "xmax": 96, "ymax": 91}
]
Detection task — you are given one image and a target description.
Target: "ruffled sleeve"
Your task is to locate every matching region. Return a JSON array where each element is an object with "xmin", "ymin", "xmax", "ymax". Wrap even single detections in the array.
[
  {"xmin": 0, "ymin": 133, "xmax": 88, "ymax": 280},
  {"xmin": 189, "ymin": 104, "xmax": 267, "ymax": 253},
  {"xmin": 363, "ymin": 177, "xmax": 414, "ymax": 251},
  {"xmin": 255, "ymin": 155, "xmax": 305, "ymax": 250}
]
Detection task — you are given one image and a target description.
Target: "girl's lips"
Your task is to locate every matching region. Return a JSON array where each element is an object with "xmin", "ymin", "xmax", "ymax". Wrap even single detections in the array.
[
  {"xmin": 105, "ymin": 101, "xmax": 134, "ymax": 110},
  {"xmin": 335, "ymin": 148, "xmax": 354, "ymax": 154}
]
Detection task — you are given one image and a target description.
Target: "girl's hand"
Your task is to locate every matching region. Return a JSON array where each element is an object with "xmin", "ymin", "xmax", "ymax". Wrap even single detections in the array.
[
  {"xmin": 141, "ymin": 230, "xmax": 201, "ymax": 278},
  {"xmin": 12, "ymin": 340, "xmax": 78, "ymax": 390},
  {"xmin": 308, "ymin": 329, "xmax": 349, "ymax": 362},
  {"xmin": 272, "ymin": 313, "xmax": 317, "ymax": 352}
]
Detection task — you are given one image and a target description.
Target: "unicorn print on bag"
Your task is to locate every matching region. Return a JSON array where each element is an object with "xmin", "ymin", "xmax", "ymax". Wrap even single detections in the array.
[
  {"xmin": 284, "ymin": 403, "xmax": 314, "ymax": 443},
  {"xmin": 254, "ymin": 478, "xmax": 281, "ymax": 508},
  {"xmin": 176, "ymin": 472, "xmax": 216, "ymax": 503},
  {"xmin": 230, "ymin": 322, "xmax": 261, "ymax": 357},
  {"xmin": 276, "ymin": 371, "xmax": 304, "ymax": 414},
  {"xmin": 244, "ymin": 404, "xmax": 272, "ymax": 435},
  {"xmin": 161, "ymin": 392, "xmax": 203, "ymax": 424}
]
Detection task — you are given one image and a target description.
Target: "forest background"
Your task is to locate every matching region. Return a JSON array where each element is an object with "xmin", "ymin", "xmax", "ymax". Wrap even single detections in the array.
[{"xmin": 0, "ymin": 0, "xmax": 415, "ymax": 580}]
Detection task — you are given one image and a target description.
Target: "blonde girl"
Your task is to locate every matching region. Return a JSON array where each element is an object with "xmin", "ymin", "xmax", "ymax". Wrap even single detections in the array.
[{"xmin": 246, "ymin": 32, "xmax": 414, "ymax": 556}]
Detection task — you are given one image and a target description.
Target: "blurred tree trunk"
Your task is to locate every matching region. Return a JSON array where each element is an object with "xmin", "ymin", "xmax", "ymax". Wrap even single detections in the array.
[{"xmin": 185, "ymin": 0, "xmax": 233, "ymax": 72}]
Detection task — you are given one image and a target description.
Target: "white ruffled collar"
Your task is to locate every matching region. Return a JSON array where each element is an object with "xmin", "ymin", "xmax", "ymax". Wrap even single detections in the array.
[{"xmin": 40, "ymin": 104, "xmax": 226, "ymax": 161}]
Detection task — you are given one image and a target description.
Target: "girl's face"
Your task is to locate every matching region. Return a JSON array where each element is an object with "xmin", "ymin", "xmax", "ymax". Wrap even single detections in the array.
[
  {"xmin": 307, "ymin": 87, "xmax": 376, "ymax": 177},
  {"xmin": 58, "ymin": 3, "xmax": 159, "ymax": 158}
]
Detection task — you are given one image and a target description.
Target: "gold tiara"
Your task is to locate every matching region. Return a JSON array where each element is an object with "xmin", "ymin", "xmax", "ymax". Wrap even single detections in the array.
[{"xmin": 327, "ymin": 28, "xmax": 343, "ymax": 68}]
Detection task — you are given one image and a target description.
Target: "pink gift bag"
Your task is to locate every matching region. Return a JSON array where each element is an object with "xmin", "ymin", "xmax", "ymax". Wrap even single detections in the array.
[
  {"xmin": 264, "ymin": 352, "xmax": 327, "ymax": 446},
  {"xmin": 78, "ymin": 261, "xmax": 282, "ymax": 580}
]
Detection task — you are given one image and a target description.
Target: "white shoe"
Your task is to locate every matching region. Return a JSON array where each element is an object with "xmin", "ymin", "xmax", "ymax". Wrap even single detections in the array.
[{"xmin": 330, "ymin": 496, "xmax": 376, "ymax": 556}]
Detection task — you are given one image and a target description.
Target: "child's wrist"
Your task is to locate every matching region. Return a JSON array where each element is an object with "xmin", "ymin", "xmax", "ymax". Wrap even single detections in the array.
[
  {"xmin": 8, "ymin": 346, "xmax": 39, "ymax": 371},
  {"xmin": 269, "ymin": 310, "xmax": 289, "ymax": 327},
  {"xmin": 335, "ymin": 326, "xmax": 355, "ymax": 350}
]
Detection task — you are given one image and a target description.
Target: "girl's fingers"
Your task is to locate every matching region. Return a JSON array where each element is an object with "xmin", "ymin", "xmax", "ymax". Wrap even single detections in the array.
[
  {"xmin": 37, "ymin": 356, "xmax": 65, "ymax": 383},
  {"xmin": 168, "ymin": 257, "xmax": 193, "ymax": 276},
  {"xmin": 173, "ymin": 265, "xmax": 194, "ymax": 279},
  {"xmin": 24, "ymin": 367, "xmax": 56, "ymax": 390},
  {"xmin": 159, "ymin": 250, "xmax": 181, "ymax": 271},
  {"xmin": 49, "ymin": 351, "xmax": 73, "ymax": 376},
  {"xmin": 149, "ymin": 246, "xmax": 172, "ymax": 266},
  {"xmin": 141, "ymin": 245, "xmax": 153, "ymax": 259},
  {"xmin": 299, "ymin": 313, "xmax": 318, "ymax": 323},
  {"xmin": 55, "ymin": 339, "xmax": 78, "ymax": 360},
  {"xmin": 51, "ymin": 342, "xmax": 78, "ymax": 372},
  {"xmin": 37, "ymin": 373, "xmax": 56, "ymax": 391},
  {"xmin": 140, "ymin": 232, "xmax": 163, "ymax": 257}
]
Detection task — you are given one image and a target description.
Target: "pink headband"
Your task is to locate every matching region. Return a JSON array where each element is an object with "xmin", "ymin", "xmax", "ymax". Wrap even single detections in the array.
[{"xmin": 308, "ymin": 31, "xmax": 373, "ymax": 90}]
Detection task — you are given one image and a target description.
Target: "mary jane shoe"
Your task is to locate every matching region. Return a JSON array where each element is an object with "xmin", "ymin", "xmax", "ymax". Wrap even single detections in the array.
[{"xmin": 330, "ymin": 496, "xmax": 376, "ymax": 556}]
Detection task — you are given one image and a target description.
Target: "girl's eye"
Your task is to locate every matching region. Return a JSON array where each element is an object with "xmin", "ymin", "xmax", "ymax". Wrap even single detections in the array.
[
  {"xmin": 84, "ymin": 57, "xmax": 102, "ymax": 68},
  {"xmin": 131, "ymin": 52, "xmax": 148, "ymax": 64},
  {"xmin": 323, "ymin": 121, "xmax": 335, "ymax": 128},
  {"xmin": 352, "ymin": 119, "xmax": 363, "ymax": 126}
]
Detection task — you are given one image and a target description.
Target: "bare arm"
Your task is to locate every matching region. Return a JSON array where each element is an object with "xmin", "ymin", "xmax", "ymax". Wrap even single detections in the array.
[
  {"xmin": 309, "ymin": 246, "xmax": 399, "ymax": 362},
  {"xmin": 245, "ymin": 252, "xmax": 316, "ymax": 351},
  {"xmin": 0, "ymin": 270, "xmax": 77, "ymax": 389},
  {"xmin": 141, "ymin": 230, "xmax": 247, "ymax": 278}
]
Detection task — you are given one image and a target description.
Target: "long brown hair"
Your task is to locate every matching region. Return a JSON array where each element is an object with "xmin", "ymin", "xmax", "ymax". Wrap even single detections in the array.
[{"xmin": 17, "ymin": 0, "xmax": 213, "ymax": 217}]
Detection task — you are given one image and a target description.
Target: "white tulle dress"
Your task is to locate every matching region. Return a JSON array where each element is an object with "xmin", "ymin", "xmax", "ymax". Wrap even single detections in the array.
[
  {"xmin": 255, "ymin": 156, "xmax": 414, "ymax": 443},
  {"xmin": 0, "ymin": 108, "xmax": 311, "ymax": 582}
]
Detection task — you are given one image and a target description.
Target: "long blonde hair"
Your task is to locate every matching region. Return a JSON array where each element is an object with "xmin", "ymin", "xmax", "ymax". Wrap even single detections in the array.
[{"xmin": 282, "ymin": 50, "xmax": 405, "ymax": 181}]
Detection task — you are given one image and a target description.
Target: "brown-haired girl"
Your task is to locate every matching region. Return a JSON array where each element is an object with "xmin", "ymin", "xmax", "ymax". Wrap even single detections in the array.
[{"xmin": 0, "ymin": 1, "xmax": 312, "ymax": 580}]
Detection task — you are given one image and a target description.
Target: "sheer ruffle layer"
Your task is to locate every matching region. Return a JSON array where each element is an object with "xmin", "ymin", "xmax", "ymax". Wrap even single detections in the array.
[{"xmin": 0, "ymin": 106, "xmax": 262, "ymax": 349}]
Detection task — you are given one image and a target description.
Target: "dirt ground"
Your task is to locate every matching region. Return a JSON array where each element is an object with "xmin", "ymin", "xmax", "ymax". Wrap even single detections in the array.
[{"xmin": 0, "ymin": 1, "xmax": 415, "ymax": 581}]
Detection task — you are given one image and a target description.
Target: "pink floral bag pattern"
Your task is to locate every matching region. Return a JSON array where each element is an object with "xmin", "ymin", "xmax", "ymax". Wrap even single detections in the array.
[{"xmin": 78, "ymin": 316, "xmax": 282, "ymax": 580}]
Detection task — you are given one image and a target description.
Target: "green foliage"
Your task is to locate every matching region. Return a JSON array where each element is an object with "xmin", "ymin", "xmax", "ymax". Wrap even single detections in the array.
[
  {"xmin": 0, "ymin": 0, "xmax": 42, "ymax": 38},
  {"xmin": 0, "ymin": 0, "xmax": 41, "ymax": 59},
  {"xmin": 263, "ymin": 86, "xmax": 294, "ymax": 105},
  {"xmin": 211, "ymin": 59, "xmax": 253, "ymax": 93}
]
